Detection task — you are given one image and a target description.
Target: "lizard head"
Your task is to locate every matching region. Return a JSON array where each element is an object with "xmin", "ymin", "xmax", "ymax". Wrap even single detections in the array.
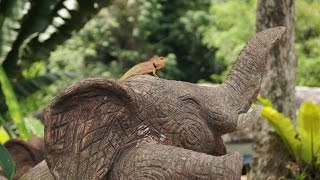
[{"xmin": 152, "ymin": 56, "xmax": 167, "ymax": 69}]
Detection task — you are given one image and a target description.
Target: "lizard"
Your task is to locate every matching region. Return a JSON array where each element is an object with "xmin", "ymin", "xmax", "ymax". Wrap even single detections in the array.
[{"xmin": 119, "ymin": 56, "xmax": 167, "ymax": 81}]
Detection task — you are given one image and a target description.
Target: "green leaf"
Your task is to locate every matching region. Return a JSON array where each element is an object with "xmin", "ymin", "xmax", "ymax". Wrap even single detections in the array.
[
  {"xmin": 14, "ymin": 73, "xmax": 64, "ymax": 99},
  {"xmin": 257, "ymin": 95, "xmax": 273, "ymax": 107},
  {"xmin": 0, "ymin": 0, "xmax": 30, "ymax": 64},
  {"xmin": 0, "ymin": 126, "xmax": 10, "ymax": 143},
  {"xmin": 20, "ymin": 0, "xmax": 113, "ymax": 69},
  {"xmin": 0, "ymin": 114, "xmax": 3, "ymax": 126},
  {"xmin": 0, "ymin": 143, "xmax": 16, "ymax": 180},
  {"xmin": 296, "ymin": 101, "xmax": 320, "ymax": 164},
  {"xmin": 0, "ymin": 65, "xmax": 29, "ymax": 140},
  {"xmin": 261, "ymin": 106, "xmax": 300, "ymax": 159},
  {"xmin": 0, "ymin": 72, "xmax": 76, "ymax": 113},
  {"xmin": 2, "ymin": 0, "xmax": 59, "ymax": 76}
]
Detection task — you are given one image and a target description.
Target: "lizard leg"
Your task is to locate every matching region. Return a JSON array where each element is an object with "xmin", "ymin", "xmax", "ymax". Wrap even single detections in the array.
[{"xmin": 152, "ymin": 69, "xmax": 159, "ymax": 77}]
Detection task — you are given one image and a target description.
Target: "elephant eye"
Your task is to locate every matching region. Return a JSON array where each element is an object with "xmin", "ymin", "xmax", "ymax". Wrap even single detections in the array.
[{"xmin": 180, "ymin": 95, "xmax": 200, "ymax": 108}]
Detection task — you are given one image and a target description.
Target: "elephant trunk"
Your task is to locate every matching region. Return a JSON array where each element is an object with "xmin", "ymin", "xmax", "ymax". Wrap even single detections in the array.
[{"xmin": 220, "ymin": 26, "xmax": 286, "ymax": 114}]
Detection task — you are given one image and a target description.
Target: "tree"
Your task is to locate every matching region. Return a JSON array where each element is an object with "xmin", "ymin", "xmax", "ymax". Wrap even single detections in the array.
[
  {"xmin": 250, "ymin": 0, "xmax": 296, "ymax": 179},
  {"xmin": 202, "ymin": 0, "xmax": 256, "ymax": 83},
  {"xmin": 295, "ymin": 0, "xmax": 320, "ymax": 86}
]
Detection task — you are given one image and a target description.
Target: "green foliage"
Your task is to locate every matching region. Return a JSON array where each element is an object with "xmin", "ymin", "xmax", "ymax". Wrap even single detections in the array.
[
  {"xmin": 147, "ymin": 0, "xmax": 220, "ymax": 82},
  {"xmin": 24, "ymin": 115, "xmax": 44, "ymax": 137},
  {"xmin": 0, "ymin": 63, "xmax": 69, "ymax": 140},
  {"xmin": 62, "ymin": 0, "xmax": 221, "ymax": 82},
  {"xmin": 286, "ymin": 161, "xmax": 308, "ymax": 180},
  {"xmin": 295, "ymin": 0, "xmax": 320, "ymax": 86},
  {"xmin": 0, "ymin": 0, "xmax": 319, "ymax": 144},
  {"xmin": 257, "ymin": 95, "xmax": 273, "ymax": 107},
  {"xmin": 0, "ymin": 0, "xmax": 112, "ymax": 141},
  {"xmin": 0, "ymin": 71, "xmax": 71, "ymax": 119},
  {"xmin": 0, "ymin": 66, "xmax": 29, "ymax": 140},
  {"xmin": 0, "ymin": 0, "xmax": 113, "ymax": 78},
  {"xmin": 297, "ymin": 55, "xmax": 320, "ymax": 86},
  {"xmin": 259, "ymin": 97, "xmax": 300, "ymax": 159},
  {"xmin": 0, "ymin": 0, "xmax": 29, "ymax": 65},
  {"xmin": 201, "ymin": 0, "xmax": 320, "ymax": 86},
  {"xmin": 0, "ymin": 143, "xmax": 16, "ymax": 180},
  {"xmin": 47, "ymin": 9, "xmax": 113, "ymax": 79},
  {"xmin": 296, "ymin": 102, "xmax": 320, "ymax": 165},
  {"xmin": 0, "ymin": 126, "xmax": 10, "ymax": 143},
  {"xmin": 14, "ymin": 72, "xmax": 75, "ymax": 99},
  {"xmin": 259, "ymin": 96, "xmax": 320, "ymax": 177},
  {"xmin": 49, "ymin": 0, "xmax": 319, "ymax": 85},
  {"xmin": 203, "ymin": 0, "xmax": 256, "ymax": 82}
]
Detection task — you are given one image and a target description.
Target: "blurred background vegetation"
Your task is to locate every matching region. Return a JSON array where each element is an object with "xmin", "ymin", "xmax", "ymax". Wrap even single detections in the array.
[
  {"xmin": 0, "ymin": 0, "xmax": 319, "ymax": 179},
  {"xmin": 0, "ymin": 0, "xmax": 319, "ymax": 142}
]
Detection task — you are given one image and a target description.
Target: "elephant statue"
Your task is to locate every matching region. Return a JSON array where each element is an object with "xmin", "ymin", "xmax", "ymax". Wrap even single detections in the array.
[{"xmin": 21, "ymin": 26, "xmax": 286, "ymax": 180}]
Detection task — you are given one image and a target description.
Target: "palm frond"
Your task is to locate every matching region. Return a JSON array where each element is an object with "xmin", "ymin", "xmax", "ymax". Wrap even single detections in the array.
[
  {"xmin": 0, "ymin": 0, "xmax": 30, "ymax": 64},
  {"xmin": 0, "ymin": 65, "xmax": 29, "ymax": 140},
  {"xmin": 3, "ymin": 0, "xmax": 114, "ymax": 75}
]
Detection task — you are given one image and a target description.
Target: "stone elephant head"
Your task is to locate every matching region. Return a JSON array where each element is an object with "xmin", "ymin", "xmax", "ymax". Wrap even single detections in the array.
[{"xmin": 38, "ymin": 27, "xmax": 286, "ymax": 180}]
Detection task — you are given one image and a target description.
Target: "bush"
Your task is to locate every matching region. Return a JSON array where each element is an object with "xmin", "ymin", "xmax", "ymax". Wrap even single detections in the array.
[{"xmin": 259, "ymin": 96, "xmax": 320, "ymax": 179}]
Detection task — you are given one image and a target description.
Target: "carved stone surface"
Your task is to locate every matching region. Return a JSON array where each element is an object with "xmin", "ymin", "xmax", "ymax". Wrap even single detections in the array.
[{"xmin": 41, "ymin": 27, "xmax": 286, "ymax": 180}]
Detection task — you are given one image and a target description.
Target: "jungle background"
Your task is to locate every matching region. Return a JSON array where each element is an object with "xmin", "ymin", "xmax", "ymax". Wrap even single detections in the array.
[{"xmin": 0, "ymin": 0, "xmax": 320, "ymax": 179}]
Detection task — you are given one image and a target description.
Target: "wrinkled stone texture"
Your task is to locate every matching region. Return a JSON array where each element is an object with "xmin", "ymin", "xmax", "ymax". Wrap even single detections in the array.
[{"xmin": 41, "ymin": 27, "xmax": 285, "ymax": 180}]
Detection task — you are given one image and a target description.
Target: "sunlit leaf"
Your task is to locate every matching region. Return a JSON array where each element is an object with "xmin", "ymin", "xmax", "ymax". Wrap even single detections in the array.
[
  {"xmin": 0, "ymin": 72, "xmax": 77, "ymax": 114},
  {"xmin": 261, "ymin": 106, "xmax": 300, "ymax": 159},
  {"xmin": 296, "ymin": 101, "xmax": 320, "ymax": 164},
  {"xmin": 0, "ymin": 0, "xmax": 30, "ymax": 64},
  {"xmin": 2, "ymin": 0, "xmax": 59, "ymax": 76},
  {"xmin": 0, "ymin": 65, "xmax": 29, "ymax": 140},
  {"xmin": 0, "ymin": 127, "xmax": 10, "ymax": 143},
  {"xmin": 20, "ymin": 0, "xmax": 114, "ymax": 70},
  {"xmin": 0, "ymin": 143, "xmax": 16, "ymax": 179},
  {"xmin": 257, "ymin": 95, "xmax": 273, "ymax": 107}
]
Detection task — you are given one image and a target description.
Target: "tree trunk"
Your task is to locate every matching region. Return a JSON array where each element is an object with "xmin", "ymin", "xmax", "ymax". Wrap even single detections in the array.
[{"xmin": 250, "ymin": 0, "xmax": 296, "ymax": 179}]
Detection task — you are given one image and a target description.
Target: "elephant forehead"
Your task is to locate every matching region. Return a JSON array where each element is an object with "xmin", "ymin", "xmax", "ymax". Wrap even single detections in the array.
[
  {"xmin": 122, "ymin": 76, "xmax": 227, "ymax": 154},
  {"xmin": 123, "ymin": 75, "xmax": 203, "ymax": 96}
]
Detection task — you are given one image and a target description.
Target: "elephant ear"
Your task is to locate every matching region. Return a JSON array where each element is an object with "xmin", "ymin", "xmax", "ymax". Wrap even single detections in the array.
[{"xmin": 44, "ymin": 78, "xmax": 138, "ymax": 180}]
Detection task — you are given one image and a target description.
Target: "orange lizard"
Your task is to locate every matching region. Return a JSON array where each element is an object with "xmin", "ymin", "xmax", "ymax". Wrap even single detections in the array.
[{"xmin": 119, "ymin": 56, "xmax": 167, "ymax": 81}]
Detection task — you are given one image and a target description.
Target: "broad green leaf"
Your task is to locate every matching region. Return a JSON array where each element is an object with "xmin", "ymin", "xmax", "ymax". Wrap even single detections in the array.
[
  {"xmin": 0, "ymin": 72, "xmax": 76, "ymax": 113},
  {"xmin": 261, "ymin": 106, "xmax": 300, "ymax": 159},
  {"xmin": 0, "ymin": 127, "xmax": 10, "ymax": 143},
  {"xmin": 13, "ymin": 73, "xmax": 61, "ymax": 100},
  {"xmin": 0, "ymin": 143, "xmax": 16, "ymax": 179},
  {"xmin": 2, "ymin": 0, "xmax": 59, "ymax": 76},
  {"xmin": 0, "ymin": 65, "xmax": 29, "ymax": 140},
  {"xmin": 296, "ymin": 101, "xmax": 320, "ymax": 164},
  {"xmin": 0, "ymin": 0, "xmax": 30, "ymax": 64},
  {"xmin": 21, "ymin": 0, "xmax": 113, "ymax": 67}
]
